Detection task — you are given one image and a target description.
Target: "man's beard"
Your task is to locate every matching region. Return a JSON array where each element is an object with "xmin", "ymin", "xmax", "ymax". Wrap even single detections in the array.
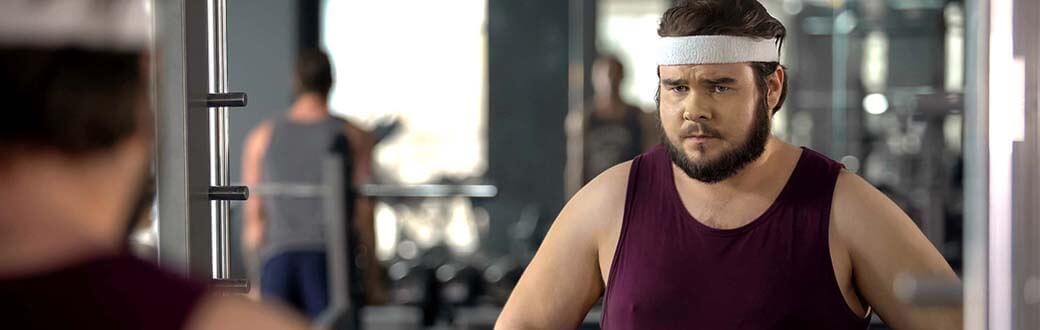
[{"xmin": 660, "ymin": 96, "xmax": 771, "ymax": 184}]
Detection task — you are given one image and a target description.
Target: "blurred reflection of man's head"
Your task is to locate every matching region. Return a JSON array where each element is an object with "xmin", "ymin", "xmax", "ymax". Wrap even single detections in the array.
[
  {"xmin": 293, "ymin": 48, "xmax": 334, "ymax": 100},
  {"xmin": 593, "ymin": 55, "xmax": 625, "ymax": 98},
  {"xmin": 0, "ymin": 0, "xmax": 154, "ymax": 247}
]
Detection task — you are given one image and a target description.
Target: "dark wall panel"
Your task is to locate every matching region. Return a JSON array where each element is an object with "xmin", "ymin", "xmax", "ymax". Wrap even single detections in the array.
[{"xmin": 486, "ymin": 0, "xmax": 570, "ymax": 246}]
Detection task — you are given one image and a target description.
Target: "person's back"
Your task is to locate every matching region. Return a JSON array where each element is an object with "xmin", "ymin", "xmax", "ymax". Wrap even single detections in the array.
[
  {"xmin": 255, "ymin": 114, "xmax": 350, "ymax": 317},
  {"xmin": 0, "ymin": 1, "xmax": 307, "ymax": 329},
  {"xmin": 260, "ymin": 115, "xmax": 347, "ymax": 260}
]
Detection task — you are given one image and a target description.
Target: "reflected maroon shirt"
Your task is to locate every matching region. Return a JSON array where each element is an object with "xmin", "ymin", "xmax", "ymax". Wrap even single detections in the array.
[{"xmin": 0, "ymin": 253, "xmax": 208, "ymax": 330}]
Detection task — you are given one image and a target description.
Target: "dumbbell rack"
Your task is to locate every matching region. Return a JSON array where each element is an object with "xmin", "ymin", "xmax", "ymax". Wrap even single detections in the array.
[{"xmin": 153, "ymin": 0, "xmax": 249, "ymax": 291}]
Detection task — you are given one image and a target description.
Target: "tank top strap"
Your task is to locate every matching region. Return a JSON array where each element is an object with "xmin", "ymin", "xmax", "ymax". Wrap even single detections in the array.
[
  {"xmin": 622, "ymin": 145, "xmax": 660, "ymax": 216},
  {"xmin": 624, "ymin": 145, "xmax": 675, "ymax": 215},
  {"xmin": 780, "ymin": 147, "xmax": 844, "ymax": 208},
  {"xmin": 606, "ymin": 145, "xmax": 670, "ymax": 308}
]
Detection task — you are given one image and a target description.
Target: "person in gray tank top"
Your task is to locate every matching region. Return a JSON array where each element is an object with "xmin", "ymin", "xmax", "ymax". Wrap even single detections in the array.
[
  {"xmin": 242, "ymin": 49, "xmax": 383, "ymax": 318},
  {"xmin": 260, "ymin": 116, "xmax": 346, "ymax": 260}
]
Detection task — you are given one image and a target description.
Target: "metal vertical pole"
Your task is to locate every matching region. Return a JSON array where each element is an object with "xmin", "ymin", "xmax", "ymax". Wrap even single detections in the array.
[
  {"xmin": 830, "ymin": 7, "xmax": 851, "ymax": 158},
  {"xmin": 155, "ymin": 0, "xmax": 216, "ymax": 278},
  {"xmin": 207, "ymin": 0, "xmax": 231, "ymax": 280},
  {"xmin": 1012, "ymin": 0, "xmax": 1040, "ymax": 327},
  {"xmin": 564, "ymin": 0, "xmax": 597, "ymax": 198},
  {"xmin": 963, "ymin": 0, "xmax": 989, "ymax": 328},
  {"xmin": 988, "ymin": 0, "xmax": 1021, "ymax": 327},
  {"xmin": 317, "ymin": 156, "xmax": 356, "ymax": 330}
]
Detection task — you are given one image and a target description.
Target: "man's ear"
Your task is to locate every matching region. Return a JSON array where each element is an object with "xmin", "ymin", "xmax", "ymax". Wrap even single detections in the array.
[{"xmin": 767, "ymin": 66, "xmax": 784, "ymax": 111}]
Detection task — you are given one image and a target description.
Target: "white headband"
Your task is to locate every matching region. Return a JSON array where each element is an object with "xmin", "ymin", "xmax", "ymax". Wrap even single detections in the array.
[
  {"xmin": 0, "ymin": 0, "xmax": 151, "ymax": 51},
  {"xmin": 657, "ymin": 35, "xmax": 780, "ymax": 65}
]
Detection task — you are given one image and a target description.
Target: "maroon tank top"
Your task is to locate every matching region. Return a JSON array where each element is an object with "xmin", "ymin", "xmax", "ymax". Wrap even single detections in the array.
[
  {"xmin": 602, "ymin": 146, "xmax": 870, "ymax": 329},
  {"xmin": 0, "ymin": 253, "xmax": 209, "ymax": 330}
]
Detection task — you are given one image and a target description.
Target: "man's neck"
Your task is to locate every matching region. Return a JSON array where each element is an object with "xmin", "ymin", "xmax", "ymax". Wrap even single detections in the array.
[
  {"xmin": 0, "ymin": 153, "xmax": 134, "ymax": 275},
  {"xmin": 674, "ymin": 137, "xmax": 800, "ymax": 198},
  {"xmin": 288, "ymin": 93, "xmax": 330, "ymax": 122}
]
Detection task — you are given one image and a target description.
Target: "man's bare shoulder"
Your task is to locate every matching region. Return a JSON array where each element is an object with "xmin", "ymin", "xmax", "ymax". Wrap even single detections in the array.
[
  {"xmin": 244, "ymin": 120, "xmax": 273, "ymax": 145},
  {"xmin": 830, "ymin": 170, "xmax": 889, "ymax": 232},
  {"xmin": 243, "ymin": 120, "xmax": 274, "ymax": 160},
  {"xmin": 252, "ymin": 119, "xmax": 274, "ymax": 133},
  {"xmin": 573, "ymin": 161, "xmax": 631, "ymax": 205},
  {"xmin": 832, "ymin": 169, "xmax": 896, "ymax": 213},
  {"xmin": 560, "ymin": 161, "xmax": 632, "ymax": 236},
  {"xmin": 829, "ymin": 169, "xmax": 924, "ymax": 253}
]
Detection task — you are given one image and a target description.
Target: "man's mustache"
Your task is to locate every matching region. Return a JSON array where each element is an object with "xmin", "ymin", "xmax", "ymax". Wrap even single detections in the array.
[{"xmin": 680, "ymin": 122, "xmax": 722, "ymax": 138}]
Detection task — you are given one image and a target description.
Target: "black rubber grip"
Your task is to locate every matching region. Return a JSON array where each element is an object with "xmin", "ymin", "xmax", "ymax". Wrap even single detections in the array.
[
  {"xmin": 206, "ymin": 92, "xmax": 248, "ymax": 107},
  {"xmin": 209, "ymin": 186, "xmax": 249, "ymax": 201}
]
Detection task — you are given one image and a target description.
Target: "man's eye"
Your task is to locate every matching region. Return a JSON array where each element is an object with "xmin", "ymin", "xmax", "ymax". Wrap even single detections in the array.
[
  {"xmin": 712, "ymin": 85, "xmax": 732, "ymax": 93},
  {"xmin": 671, "ymin": 86, "xmax": 689, "ymax": 93}
]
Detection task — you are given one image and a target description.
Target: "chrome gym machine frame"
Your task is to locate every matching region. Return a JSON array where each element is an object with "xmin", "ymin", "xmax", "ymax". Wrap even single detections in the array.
[{"xmin": 153, "ymin": 0, "xmax": 248, "ymax": 290}]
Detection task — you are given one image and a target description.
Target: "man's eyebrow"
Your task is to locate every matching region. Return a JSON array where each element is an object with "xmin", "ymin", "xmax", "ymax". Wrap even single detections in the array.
[
  {"xmin": 703, "ymin": 77, "xmax": 737, "ymax": 85},
  {"xmin": 661, "ymin": 78, "xmax": 688, "ymax": 86}
]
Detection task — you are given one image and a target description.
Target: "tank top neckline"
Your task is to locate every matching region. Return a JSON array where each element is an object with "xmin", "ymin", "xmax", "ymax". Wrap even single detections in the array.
[{"xmin": 664, "ymin": 147, "xmax": 807, "ymax": 237}]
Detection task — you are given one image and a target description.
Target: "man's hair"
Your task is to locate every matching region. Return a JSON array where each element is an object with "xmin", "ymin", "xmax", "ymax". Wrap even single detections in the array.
[
  {"xmin": 658, "ymin": 0, "xmax": 788, "ymax": 113},
  {"xmin": 294, "ymin": 48, "xmax": 333, "ymax": 97},
  {"xmin": 0, "ymin": 48, "xmax": 144, "ymax": 157},
  {"xmin": 596, "ymin": 54, "xmax": 624, "ymax": 74}
]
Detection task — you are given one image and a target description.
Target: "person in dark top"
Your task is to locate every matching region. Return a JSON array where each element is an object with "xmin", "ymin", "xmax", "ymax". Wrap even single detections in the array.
[
  {"xmin": 566, "ymin": 55, "xmax": 656, "ymax": 195},
  {"xmin": 0, "ymin": 1, "xmax": 306, "ymax": 329},
  {"xmin": 499, "ymin": 1, "xmax": 961, "ymax": 329}
]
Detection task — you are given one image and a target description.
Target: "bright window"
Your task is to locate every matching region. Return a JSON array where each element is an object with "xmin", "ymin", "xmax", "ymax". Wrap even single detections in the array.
[{"xmin": 322, "ymin": 0, "xmax": 487, "ymax": 184}]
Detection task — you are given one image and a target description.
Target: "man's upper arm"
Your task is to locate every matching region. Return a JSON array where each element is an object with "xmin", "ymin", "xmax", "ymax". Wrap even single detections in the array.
[
  {"xmin": 831, "ymin": 171, "xmax": 961, "ymax": 329},
  {"xmin": 496, "ymin": 162, "xmax": 630, "ymax": 330},
  {"xmin": 342, "ymin": 121, "xmax": 374, "ymax": 185},
  {"xmin": 242, "ymin": 121, "xmax": 272, "ymax": 222}
]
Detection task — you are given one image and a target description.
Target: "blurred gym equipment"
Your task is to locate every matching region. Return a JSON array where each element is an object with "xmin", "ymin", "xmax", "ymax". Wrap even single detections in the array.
[{"xmin": 251, "ymin": 164, "xmax": 498, "ymax": 329}]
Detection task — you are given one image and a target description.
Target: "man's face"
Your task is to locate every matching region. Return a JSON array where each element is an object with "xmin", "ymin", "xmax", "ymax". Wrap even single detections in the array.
[
  {"xmin": 592, "ymin": 59, "xmax": 623, "ymax": 96},
  {"xmin": 657, "ymin": 63, "xmax": 772, "ymax": 183}
]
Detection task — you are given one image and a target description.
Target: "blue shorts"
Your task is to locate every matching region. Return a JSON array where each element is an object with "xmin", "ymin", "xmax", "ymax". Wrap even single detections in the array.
[{"xmin": 260, "ymin": 251, "xmax": 329, "ymax": 318}]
